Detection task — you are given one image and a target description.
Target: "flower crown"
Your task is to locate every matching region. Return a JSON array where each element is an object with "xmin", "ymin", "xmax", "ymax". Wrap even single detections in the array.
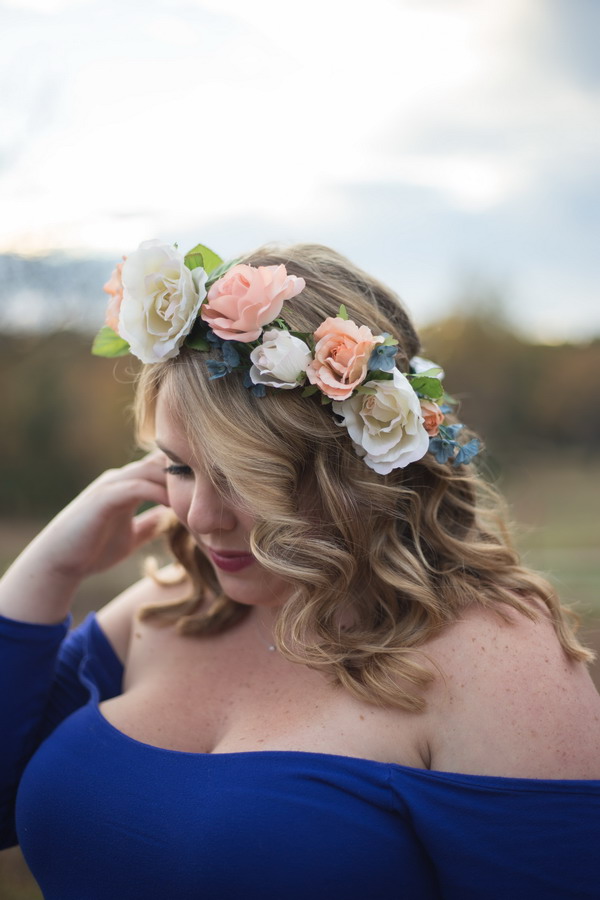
[{"xmin": 93, "ymin": 239, "xmax": 480, "ymax": 475}]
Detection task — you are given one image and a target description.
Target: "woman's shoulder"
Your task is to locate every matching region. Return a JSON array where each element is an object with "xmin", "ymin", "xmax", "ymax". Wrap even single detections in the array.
[
  {"xmin": 418, "ymin": 601, "xmax": 600, "ymax": 779},
  {"xmin": 95, "ymin": 565, "xmax": 192, "ymax": 664}
]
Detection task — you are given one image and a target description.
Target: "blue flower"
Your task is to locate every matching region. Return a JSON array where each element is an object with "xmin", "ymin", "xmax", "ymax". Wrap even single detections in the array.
[
  {"xmin": 206, "ymin": 330, "xmax": 223, "ymax": 346},
  {"xmin": 242, "ymin": 372, "xmax": 267, "ymax": 397},
  {"xmin": 367, "ymin": 342, "xmax": 397, "ymax": 372},
  {"xmin": 438, "ymin": 423, "xmax": 463, "ymax": 440},
  {"xmin": 206, "ymin": 340, "xmax": 241, "ymax": 380},
  {"xmin": 454, "ymin": 438, "xmax": 481, "ymax": 466},
  {"xmin": 428, "ymin": 436, "xmax": 457, "ymax": 465},
  {"xmin": 428, "ymin": 432, "xmax": 481, "ymax": 467}
]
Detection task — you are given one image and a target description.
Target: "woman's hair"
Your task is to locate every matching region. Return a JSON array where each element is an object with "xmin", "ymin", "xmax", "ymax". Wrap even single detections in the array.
[{"xmin": 135, "ymin": 243, "xmax": 592, "ymax": 710}]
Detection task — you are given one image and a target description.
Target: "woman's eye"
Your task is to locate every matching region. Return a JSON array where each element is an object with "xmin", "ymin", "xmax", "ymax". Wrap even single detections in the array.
[{"xmin": 164, "ymin": 464, "xmax": 193, "ymax": 478}]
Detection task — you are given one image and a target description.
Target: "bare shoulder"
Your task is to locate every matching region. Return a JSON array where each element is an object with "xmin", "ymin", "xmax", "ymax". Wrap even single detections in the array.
[
  {"xmin": 420, "ymin": 602, "xmax": 600, "ymax": 778},
  {"xmin": 95, "ymin": 564, "xmax": 192, "ymax": 664}
]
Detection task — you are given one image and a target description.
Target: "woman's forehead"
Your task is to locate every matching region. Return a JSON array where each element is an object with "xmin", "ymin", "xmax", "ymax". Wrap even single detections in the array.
[
  {"xmin": 155, "ymin": 389, "xmax": 225, "ymax": 474},
  {"xmin": 155, "ymin": 392, "xmax": 195, "ymax": 452}
]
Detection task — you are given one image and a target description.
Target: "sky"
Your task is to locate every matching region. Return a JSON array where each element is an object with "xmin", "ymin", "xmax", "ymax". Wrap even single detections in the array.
[{"xmin": 1, "ymin": 0, "xmax": 599, "ymax": 340}]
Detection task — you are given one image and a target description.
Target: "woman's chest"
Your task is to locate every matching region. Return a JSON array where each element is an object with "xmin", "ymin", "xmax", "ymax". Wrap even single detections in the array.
[
  {"xmin": 19, "ymin": 711, "xmax": 435, "ymax": 900},
  {"xmin": 98, "ymin": 616, "xmax": 428, "ymax": 766}
]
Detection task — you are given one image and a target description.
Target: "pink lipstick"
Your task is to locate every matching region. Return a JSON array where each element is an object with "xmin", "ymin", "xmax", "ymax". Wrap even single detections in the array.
[{"xmin": 207, "ymin": 548, "xmax": 255, "ymax": 573}]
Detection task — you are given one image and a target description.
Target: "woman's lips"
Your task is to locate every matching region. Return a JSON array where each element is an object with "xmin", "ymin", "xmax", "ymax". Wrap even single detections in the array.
[{"xmin": 206, "ymin": 548, "xmax": 255, "ymax": 573}]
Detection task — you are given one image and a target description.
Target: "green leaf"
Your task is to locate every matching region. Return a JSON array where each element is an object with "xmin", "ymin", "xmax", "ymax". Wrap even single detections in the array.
[
  {"xmin": 185, "ymin": 333, "xmax": 210, "ymax": 351},
  {"xmin": 184, "ymin": 251, "xmax": 205, "ymax": 272},
  {"xmin": 409, "ymin": 375, "xmax": 444, "ymax": 400},
  {"xmin": 367, "ymin": 369, "xmax": 394, "ymax": 382},
  {"xmin": 91, "ymin": 326, "xmax": 130, "ymax": 358},
  {"xmin": 320, "ymin": 393, "xmax": 332, "ymax": 405},
  {"xmin": 289, "ymin": 330, "xmax": 310, "ymax": 342},
  {"xmin": 273, "ymin": 317, "xmax": 289, "ymax": 331},
  {"xmin": 355, "ymin": 385, "xmax": 377, "ymax": 396},
  {"xmin": 301, "ymin": 385, "xmax": 319, "ymax": 397},
  {"xmin": 337, "ymin": 304, "xmax": 349, "ymax": 320},
  {"xmin": 206, "ymin": 256, "xmax": 242, "ymax": 287},
  {"xmin": 184, "ymin": 243, "xmax": 223, "ymax": 274},
  {"xmin": 381, "ymin": 334, "xmax": 399, "ymax": 347},
  {"xmin": 442, "ymin": 391, "xmax": 457, "ymax": 406},
  {"xmin": 413, "ymin": 366, "xmax": 443, "ymax": 378}
]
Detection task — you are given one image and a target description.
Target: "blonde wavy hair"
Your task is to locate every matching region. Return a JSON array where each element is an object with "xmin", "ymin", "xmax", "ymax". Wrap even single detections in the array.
[{"xmin": 136, "ymin": 243, "xmax": 592, "ymax": 710}]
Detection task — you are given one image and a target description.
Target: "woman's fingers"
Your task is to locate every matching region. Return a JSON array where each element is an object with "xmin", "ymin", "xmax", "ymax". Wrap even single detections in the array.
[
  {"xmin": 93, "ymin": 452, "xmax": 168, "ymax": 490},
  {"xmin": 131, "ymin": 505, "xmax": 171, "ymax": 548},
  {"xmin": 100, "ymin": 478, "xmax": 169, "ymax": 510},
  {"xmin": 82, "ymin": 453, "xmax": 170, "ymax": 513}
]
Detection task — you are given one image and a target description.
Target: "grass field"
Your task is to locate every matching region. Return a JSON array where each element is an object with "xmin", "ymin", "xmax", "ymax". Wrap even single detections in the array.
[
  {"xmin": 502, "ymin": 455, "xmax": 600, "ymax": 667},
  {"xmin": 0, "ymin": 455, "xmax": 598, "ymax": 898}
]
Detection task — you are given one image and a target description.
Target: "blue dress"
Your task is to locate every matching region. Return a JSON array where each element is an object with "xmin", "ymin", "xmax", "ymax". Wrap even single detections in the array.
[{"xmin": 1, "ymin": 612, "xmax": 599, "ymax": 899}]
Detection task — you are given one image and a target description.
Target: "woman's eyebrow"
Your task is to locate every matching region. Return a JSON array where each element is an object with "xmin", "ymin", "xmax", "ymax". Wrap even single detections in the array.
[{"xmin": 155, "ymin": 441, "xmax": 184, "ymax": 463}]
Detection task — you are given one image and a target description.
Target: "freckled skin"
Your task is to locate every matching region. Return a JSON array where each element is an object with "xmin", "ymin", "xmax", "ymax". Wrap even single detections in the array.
[
  {"xmin": 420, "ymin": 605, "xmax": 600, "ymax": 778},
  {"xmin": 92, "ymin": 398, "xmax": 600, "ymax": 778}
]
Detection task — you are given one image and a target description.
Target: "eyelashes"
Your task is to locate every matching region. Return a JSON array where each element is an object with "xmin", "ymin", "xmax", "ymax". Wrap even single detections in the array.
[
  {"xmin": 163, "ymin": 463, "xmax": 230, "ymax": 493},
  {"xmin": 164, "ymin": 464, "xmax": 193, "ymax": 478}
]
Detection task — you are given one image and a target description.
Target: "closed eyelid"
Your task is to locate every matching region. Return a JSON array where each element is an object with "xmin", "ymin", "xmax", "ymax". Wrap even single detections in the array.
[
  {"xmin": 155, "ymin": 440, "xmax": 229, "ymax": 489},
  {"xmin": 164, "ymin": 462, "xmax": 193, "ymax": 478},
  {"xmin": 155, "ymin": 441, "xmax": 185, "ymax": 464}
]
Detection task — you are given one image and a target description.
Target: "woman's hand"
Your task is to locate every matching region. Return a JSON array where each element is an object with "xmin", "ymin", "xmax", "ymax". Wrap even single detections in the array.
[
  {"xmin": 0, "ymin": 453, "xmax": 171, "ymax": 624},
  {"xmin": 42, "ymin": 452, "xmax": 170, "ymax": 579}
]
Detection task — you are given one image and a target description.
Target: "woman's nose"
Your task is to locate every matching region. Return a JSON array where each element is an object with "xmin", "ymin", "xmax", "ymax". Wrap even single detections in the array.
[{"xmin": 186, "ymin": 478, "xmax": 237, "ymax": 536}]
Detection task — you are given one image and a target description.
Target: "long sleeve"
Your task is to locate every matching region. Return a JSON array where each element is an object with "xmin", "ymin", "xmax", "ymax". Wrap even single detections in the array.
[
  {"xmin": 0, "ymin": 613, "xmax": 123, "ymax": 848},
  {"xmin": 0, "ymin": 615, "xmax": 70, "ymax": 847},
  {"xmin": 389, "ymin": 764, "xmax": 600, "ymax": 899}
]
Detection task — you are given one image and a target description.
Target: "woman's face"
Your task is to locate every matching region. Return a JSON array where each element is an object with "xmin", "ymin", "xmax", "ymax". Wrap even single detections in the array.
[{"xmin": 154, "ymin": 391, "xmax": 290, "ymax": 608}]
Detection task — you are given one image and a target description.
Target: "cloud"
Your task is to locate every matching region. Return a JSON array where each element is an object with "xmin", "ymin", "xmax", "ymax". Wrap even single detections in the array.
[
  {"xmin": 0, "ymin": 0, "xmax": 90, "ymax": 11},
  {"xmin": 535, "ymin": 0, "xmax": 600, "ymax": 89},
  {"xmin": 0, "ymin": 0, "xmax": 598, "ymax": 339}
]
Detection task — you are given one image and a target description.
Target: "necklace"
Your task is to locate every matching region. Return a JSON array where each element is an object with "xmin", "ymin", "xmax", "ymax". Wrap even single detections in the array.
[{"xmin": 253, "ymin": 613, "xmax": 277, "ymax": 652}]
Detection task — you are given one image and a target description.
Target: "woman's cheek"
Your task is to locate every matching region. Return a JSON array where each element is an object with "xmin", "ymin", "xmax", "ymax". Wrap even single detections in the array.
[{"xmin": 165, "ymin": 480, "xmax": 190, "ymax": 526}]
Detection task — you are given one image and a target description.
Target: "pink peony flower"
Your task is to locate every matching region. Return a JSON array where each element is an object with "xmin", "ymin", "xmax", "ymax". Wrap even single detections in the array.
[
  {"xmin": 103, "ymin": 258, "xmax": 125, "ymax": 332},
  {"xmin": 201, "ymin": 264, "xmax": 305, "ymax": 342},
  {"xmin": 306, "ymin": 316, "xmax": 383, "ymax": 401},
  {"xmin": 420, "ymin": 400, "xmax": 444, "ymax": 437}
]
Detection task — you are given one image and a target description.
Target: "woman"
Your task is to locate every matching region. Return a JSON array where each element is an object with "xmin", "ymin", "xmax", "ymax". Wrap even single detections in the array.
[{"xmin": 1, "ymin": 240, "xmax": 599, "ymax": 899}]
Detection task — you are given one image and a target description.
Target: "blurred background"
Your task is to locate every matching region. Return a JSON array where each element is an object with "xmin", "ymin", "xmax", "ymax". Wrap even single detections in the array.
[{"xmin": 1, "ymin": 0, "xmax": 599, "ymax": 896}]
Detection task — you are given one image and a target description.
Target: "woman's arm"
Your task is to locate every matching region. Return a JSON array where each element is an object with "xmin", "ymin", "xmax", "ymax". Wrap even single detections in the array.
[
  {"xmin": 0, "ymin": 453, "xmax": 170, "ymax": 846},
  {"xmin": 421, "ymin": 603, "xmax": 600, "ymax": 779},
  {"xmin": 0, "ymin": 453, "xmax": 169, "ymax": 625}
]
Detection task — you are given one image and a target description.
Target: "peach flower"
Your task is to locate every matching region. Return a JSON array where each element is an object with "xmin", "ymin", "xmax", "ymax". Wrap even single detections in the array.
[
  {"xmin": 103, "ymin": 259, "xmax": 125, "ymax": 332},
  {"xmin": 420, "ymin": 400, "xmax": 444, "ymax": 437},
  {"xmin": 306, "ymin": 316, "xmax": 383, "ymax": 401},
  {"xmin": 201, "ymin": 264, "xmax": 305, "ymax": 342}
]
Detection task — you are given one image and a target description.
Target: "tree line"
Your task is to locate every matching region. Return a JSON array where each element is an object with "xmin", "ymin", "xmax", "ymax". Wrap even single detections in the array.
[{"xmin": 1, "ymin": 319, "xmax": 599, "ymax": 516}]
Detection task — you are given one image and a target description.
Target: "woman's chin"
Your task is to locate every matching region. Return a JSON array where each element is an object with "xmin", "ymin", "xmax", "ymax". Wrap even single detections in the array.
[{"xmin": 214, "ymin": 570, "xmax": 289, "ymax": 609}]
